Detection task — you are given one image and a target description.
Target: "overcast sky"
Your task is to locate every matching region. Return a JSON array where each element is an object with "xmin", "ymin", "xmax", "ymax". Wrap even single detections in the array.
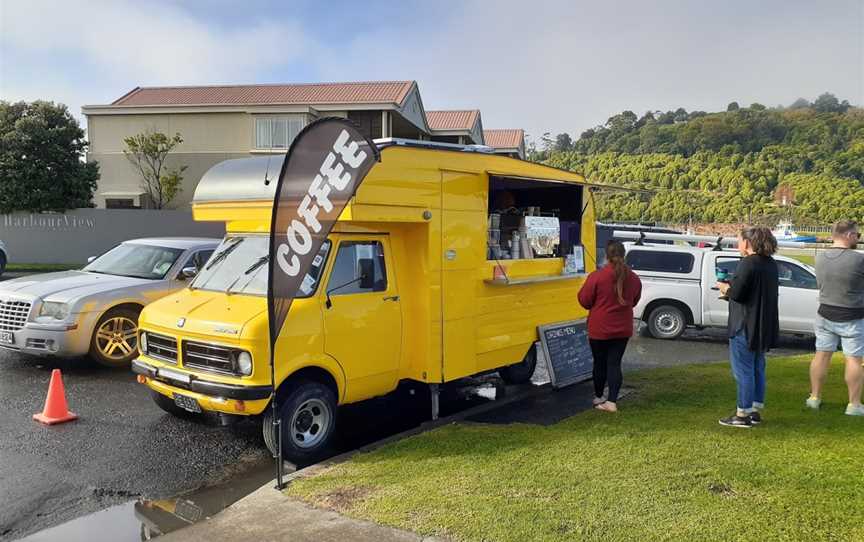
[{"xmin": 1, "ymin": 0, "xmax": 862, "ymax": 141}]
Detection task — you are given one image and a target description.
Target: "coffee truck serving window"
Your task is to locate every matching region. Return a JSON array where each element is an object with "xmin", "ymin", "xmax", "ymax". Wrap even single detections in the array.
[{"xmin": 487, "ymin": 176, "xmax": 583, "ymax": 263}]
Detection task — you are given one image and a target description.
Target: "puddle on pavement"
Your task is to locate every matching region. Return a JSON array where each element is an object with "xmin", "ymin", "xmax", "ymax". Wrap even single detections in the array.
[
  {"xmin": 20, "ymin": 502, "xmax": 140, "ymax": 542},
  {"xmin": 19, "ymin": 373, "xmax": 546, "ymax": 541}
]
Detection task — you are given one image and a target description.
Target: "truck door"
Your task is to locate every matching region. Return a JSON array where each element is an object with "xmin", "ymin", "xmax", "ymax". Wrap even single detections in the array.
[
  {"xmin": 323, "ymin": 236, "xmax": 402, "ymax": 401},
  {"xmin": 703, "ymin": 254, "xmax": 740, "ymax": 326},
  {"xmin": 775, "ymin": 259, "xmax": 819, "ymax": 332}
]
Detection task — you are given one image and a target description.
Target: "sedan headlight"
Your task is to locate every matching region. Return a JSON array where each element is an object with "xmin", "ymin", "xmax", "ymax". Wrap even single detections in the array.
[
  {"xmin": 139, "ymin": 332, "xmax": 148, "ymax": 354},
  {"xmin": 236, "ymin": 351, "xmax": 253, "ymax": 376},
  {"xmin": 39, "ymin": 301, "xmax": 70, "ymax": 320}
]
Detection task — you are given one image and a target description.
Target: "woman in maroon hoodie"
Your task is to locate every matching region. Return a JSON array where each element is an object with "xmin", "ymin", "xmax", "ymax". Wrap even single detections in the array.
[{"xmin": 577, "ymin": 240, "xmax": 642, "ymax": 412}]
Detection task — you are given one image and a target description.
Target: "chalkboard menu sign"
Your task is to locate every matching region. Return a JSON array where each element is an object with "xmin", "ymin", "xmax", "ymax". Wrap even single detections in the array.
[{"xmin": 538, "ymin": 319, "xmax": 593, "ymax": 388}]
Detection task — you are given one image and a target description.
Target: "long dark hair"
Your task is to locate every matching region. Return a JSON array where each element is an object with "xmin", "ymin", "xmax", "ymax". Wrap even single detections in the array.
[{"xmin": 605, "ymin": 240, "xmax": 628, "ymax": 305}]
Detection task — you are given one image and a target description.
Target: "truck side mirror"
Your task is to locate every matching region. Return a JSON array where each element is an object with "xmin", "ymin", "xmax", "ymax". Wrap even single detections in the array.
[
  {"xmin": 358, "ymin": 258, "xmax": 374, "ymax": 289},
  {"xmin": 180, "ymin": 266, "xmax": 198, "ymax": 280},
  {"xmin": 87, "ymin": 256, "xmax": 97, "ymax": 263}
]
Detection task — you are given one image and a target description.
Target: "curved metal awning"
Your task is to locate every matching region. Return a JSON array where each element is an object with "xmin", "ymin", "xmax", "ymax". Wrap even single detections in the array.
[{"xmin": 193, "ymin": 156, "xmax": 283, "ymax": 205}]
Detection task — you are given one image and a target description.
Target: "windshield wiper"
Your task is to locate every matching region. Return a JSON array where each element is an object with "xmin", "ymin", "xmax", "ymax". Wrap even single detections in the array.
[
  {"xmin": 205, "ymin": 238, "xmax": 244, "ymax": 270},
  {"xmin": 225, "ymin": 255, "xmax": 270, "ymax": 295},
  {"xmin": 243, "ymin": 255, "xmax": 269, "ymax": 275}
]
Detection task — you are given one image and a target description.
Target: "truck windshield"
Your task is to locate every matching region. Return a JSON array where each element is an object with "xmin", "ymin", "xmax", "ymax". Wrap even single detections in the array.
[{"xmin": 191, "ymin": 235, "xmax": 331, "ymax": 297}]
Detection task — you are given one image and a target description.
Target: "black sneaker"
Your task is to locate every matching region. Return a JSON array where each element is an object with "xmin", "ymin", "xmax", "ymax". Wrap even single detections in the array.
[
  {"xmin": 719, "ymin": 414, "xmax": 752, "ymax": 428},
  {"xmin": 749, "ymin": 411, "xmax": 762, "ymax": 425}
]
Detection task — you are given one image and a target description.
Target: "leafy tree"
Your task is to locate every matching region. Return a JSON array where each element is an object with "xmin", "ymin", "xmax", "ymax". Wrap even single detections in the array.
[
  {"xmin": 123, "ymin": 131, "xmax": 186, "ymax": 209},
  {"xmin": 0, "ymin": 100, "xmax": 99, "ymax": 212},
  {"xmin": 727, "ymin": 102, "xmax": 740, "ymax": 112},
  {"xmin": 789, "ymin": 98, "xmax": 811, "ymax": 110},
  {"xmin": 749, "ymin": 103, "xmax": 767, "ymax": 111},
  {"xmin": 554, "ymin": 132, "xmax": 573, "ymax": 152},
  {"xmin": 812, "ymin": 92, "xmax": 850, "ymax": 113}
]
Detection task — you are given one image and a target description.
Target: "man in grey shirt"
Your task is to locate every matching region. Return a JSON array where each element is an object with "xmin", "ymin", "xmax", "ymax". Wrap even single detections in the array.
[{"xmin": 807, "ymin": 220, "xmax": 864, "ymax": 416}]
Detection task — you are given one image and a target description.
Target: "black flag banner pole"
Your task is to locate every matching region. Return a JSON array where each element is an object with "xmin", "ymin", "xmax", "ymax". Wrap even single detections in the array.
[{"xmin": 266, "ymin": 118, "xmax": 380, "ymax": 489}]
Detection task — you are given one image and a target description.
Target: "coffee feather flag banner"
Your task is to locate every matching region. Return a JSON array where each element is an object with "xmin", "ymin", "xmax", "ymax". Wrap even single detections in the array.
[
  {"xmin": 267, "ymin": 117, "xmax": 380, "ymax": 349},
  {"xmin": 265, "ymin": 117, "xmax": 379, "ymax": 488}
]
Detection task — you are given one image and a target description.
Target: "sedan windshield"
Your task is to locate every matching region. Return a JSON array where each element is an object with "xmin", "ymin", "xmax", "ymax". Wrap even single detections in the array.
[
  {"xmin": 84, "ymin": 243, "xmax": 184, "ymax": 280},
  {"xmin": 191, "ymin": 235, "xmax": 330, "ymax": 297}
]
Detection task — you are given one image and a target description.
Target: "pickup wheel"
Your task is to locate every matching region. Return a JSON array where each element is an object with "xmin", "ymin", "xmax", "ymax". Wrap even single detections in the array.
[
  {"xmin": 89, "ymin": 307, "xmax": 140, "ymax": 367},
  {"xmin": 0, "ymin": 252, "xmax": 6, "ymax": 277},
  {"xmin": 263, "ymin": 379, "xmax": 337, "ymax": 463},
  {"xmin": 647, "ymin": 305, "xmax": 686, "ymax": 340},
  {"xmin": 499, "ymin": 345, "xmax": 537, "ymax": 384}
]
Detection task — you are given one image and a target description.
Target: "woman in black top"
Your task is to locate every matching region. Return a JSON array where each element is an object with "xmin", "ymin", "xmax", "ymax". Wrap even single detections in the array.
[{"xmin": 717, "ymin": 226, "xmax": 780, "ymax": 428}]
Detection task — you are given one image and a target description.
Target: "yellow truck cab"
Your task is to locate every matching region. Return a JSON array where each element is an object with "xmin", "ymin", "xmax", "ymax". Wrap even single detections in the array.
[{"xmin": 132, "ymin": 139, "xmax": 596, "ymax": 461}]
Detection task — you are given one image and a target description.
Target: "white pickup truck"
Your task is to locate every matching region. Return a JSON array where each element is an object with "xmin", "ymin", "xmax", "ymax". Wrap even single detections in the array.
[{"xmin": 623, "ymin": 242, "xmax": 819, "ymax": 339}]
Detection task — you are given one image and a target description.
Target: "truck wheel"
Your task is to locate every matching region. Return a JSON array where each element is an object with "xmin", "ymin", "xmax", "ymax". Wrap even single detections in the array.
[
  {"xmin": 499, "ymin": 346, "xmax": 537, "ymax": 384},
  {"xmin": 262, "ymin": 379, "xmax": 337, "ymax": 463},
  {"xmin": 0, "ymin": 252, "xmax": 6, "ymax": 277},
  {"xmin": 89, "ymin": 307, "xmax": 141, "ymax": 367},
  {"xmin": 647, "ymin": 305, "xmax": 686, "ymax": 340}
]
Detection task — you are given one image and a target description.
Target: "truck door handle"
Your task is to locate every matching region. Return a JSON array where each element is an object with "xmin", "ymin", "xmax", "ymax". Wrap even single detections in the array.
[
  {"xmin": 710, "ymin": 287, "xmax": 719, "ymax": 291},
  {"xmin": 383, "ymin": 295, "xmax": 400, "ymax": 302}
]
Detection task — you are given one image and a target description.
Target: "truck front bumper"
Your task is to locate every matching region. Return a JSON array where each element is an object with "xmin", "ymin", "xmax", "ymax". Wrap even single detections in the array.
[{"xmin": 132, "ymin": 358, "xmax": 271, "ymax": 415}]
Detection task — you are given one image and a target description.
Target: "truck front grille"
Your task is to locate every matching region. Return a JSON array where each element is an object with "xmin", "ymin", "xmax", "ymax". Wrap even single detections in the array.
[
  {"xmin": 0, "ymin": 300, "xmax": 31, "ymax": 331},
  {"xmin": 147, "ymin": 333, "xmax": 178, "ymax": 364},
  {"xmin": 183, "ymin": 341, "xmax": 237, "ymax": 375}
]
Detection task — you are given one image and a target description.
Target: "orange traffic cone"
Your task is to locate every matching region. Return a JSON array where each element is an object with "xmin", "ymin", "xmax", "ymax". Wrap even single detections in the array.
[{"xmin": 33, "ymin": 369, "xmax": 78, "ymax": 425}]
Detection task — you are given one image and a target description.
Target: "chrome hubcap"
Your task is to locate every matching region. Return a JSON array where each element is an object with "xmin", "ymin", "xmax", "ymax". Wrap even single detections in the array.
[
  {"xmin": 655, "ymin": 312, "xmax": 682, "ymax": 335},
  {"xmin": 289, "ymin": 398, "xmax": 331, "ymax": 449},
  {"xmin": 95, "ymin": 316, "xmax": 137, "ymax": 360}
]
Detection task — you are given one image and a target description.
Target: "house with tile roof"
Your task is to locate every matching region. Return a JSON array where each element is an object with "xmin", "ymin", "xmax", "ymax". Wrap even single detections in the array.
[
  {"xmin": 426, "ymin": 110, "xmax": 484, "ymax": 145},
  {"xmin": 82, "ymin": 81, "xmax": 525, "ymax": 208},
  {"xmin": 82, "ymin": 81, "xmax": 430, "ymax": 208},
  {"xmin": 483, "ymin": 129, "xmax": 526, "ymax": 160}
]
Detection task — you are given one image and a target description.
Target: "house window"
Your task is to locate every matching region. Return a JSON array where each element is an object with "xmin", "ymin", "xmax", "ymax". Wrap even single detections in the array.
[{"xmin": 254, "ymin": 117, "xmax": 304, "ymax": 149}]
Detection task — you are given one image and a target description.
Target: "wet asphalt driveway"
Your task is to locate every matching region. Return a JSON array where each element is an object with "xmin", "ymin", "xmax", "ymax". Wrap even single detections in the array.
[{"xmin": 0, "ymin": 326, "xmax": 813, "ymax": 541}]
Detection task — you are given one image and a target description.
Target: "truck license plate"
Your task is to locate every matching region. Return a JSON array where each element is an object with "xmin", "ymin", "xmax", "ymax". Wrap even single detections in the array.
[
  {"xmin": 173, "ymin": 393, "xmax": 202, "ymax": 413},
  {"xmin": 0, "ymin": 331, "xmax": 14, "ymax": 345}
]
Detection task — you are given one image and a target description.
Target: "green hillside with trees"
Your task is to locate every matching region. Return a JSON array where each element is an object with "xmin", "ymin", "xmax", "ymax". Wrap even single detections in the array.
[{"xmin": 535, "ymin": 93, "xmax": 864, "ymax": 225}]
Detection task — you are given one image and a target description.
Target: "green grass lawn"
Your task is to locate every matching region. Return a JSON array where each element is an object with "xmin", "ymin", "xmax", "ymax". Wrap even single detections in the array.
[
  {"xmin": 288, "ymin": 356, "xmax": 863, "ymax": 542},
  {"xmin": 786, "ymin": 254, "xmax": 815, "ymax": 266}
]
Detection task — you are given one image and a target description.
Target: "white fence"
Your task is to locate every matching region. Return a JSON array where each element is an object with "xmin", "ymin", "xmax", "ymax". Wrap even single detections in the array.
[{"xmin": 0, "ymin": 209, "xmax": 225, "ymax": 264}]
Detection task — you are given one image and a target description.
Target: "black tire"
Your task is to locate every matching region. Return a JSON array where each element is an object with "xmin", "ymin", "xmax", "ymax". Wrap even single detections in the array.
[
  {"xmin": 89, "ymin": 306, "xmax": 141, "ymax": 368},
  {"xmin": 149, "ymin": 390, "xmax": 191, "ymax": 417},
  {"xmin": 499, "ymin": 345, "xmax": 538, "ymax": 384},
  {"xmin": 262, "ymin": 379, "xmax": 337, "ymax": 463},
  {"xmin": 0, "ymin": 252, "xmax": 6, "ymax": 277},
  {"xmin": 646, "ymin": 305, "xmax": 687, "ymax": 340}
]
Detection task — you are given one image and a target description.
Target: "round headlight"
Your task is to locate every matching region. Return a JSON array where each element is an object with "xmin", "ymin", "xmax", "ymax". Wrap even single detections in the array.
[
  {"xmin": 236, "ymin": 351, "xmax": 253, "ymax": 376},
  {"xmin": 139, "ymin": 332, "xmax": 148, "ymax": 354}
]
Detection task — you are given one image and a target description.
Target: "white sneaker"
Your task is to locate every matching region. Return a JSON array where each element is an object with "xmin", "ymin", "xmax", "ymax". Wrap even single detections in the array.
[
  {"xmin": 592, "ymin": 396, "xmax": 607, "ymax": 406},
  {"xmin": 845, "ymin": 404, "xmax": 864, "ymax": 416},
  {"xmin": 805, "ymin": 396, "xmax": 822, "ymax": 410}
]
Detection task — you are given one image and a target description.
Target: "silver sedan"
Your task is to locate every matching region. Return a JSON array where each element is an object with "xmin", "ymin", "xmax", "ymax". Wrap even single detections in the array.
[{"xmin": 0, "ymin": 237, "xmax": 219, "ymax": 367}]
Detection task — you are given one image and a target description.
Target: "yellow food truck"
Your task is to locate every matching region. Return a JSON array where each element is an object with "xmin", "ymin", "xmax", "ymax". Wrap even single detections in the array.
[{"xmin": 132, "ymin": 139, "xmax": 596, "ymax": 461}]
